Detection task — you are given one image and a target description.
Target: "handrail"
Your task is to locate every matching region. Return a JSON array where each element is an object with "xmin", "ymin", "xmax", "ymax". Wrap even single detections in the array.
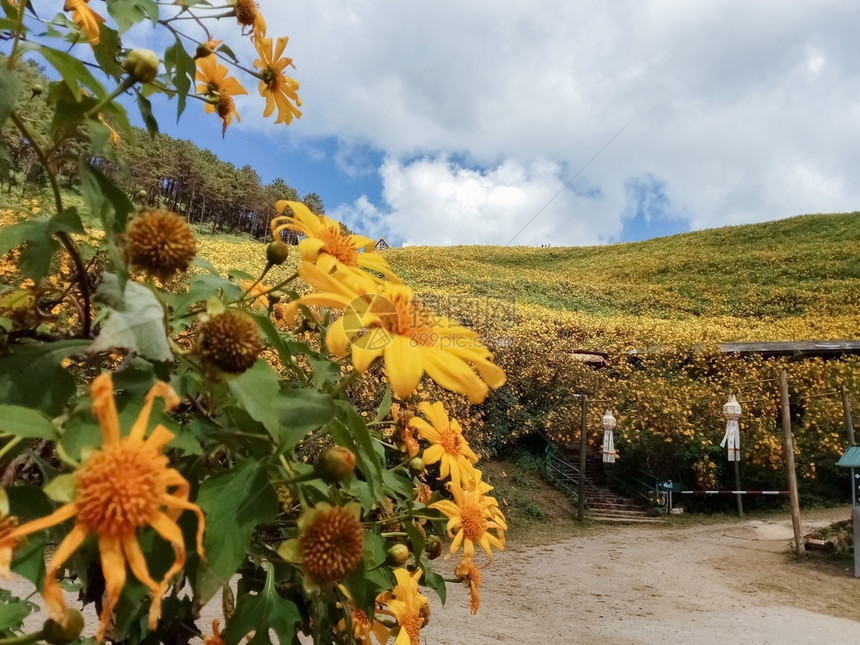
[{"xmin": 544, "ymin": 443, "xmax": 585, "ymax": 506}]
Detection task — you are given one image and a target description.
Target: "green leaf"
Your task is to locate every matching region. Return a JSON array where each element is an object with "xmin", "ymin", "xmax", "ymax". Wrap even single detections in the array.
[
  {"xmin": 79, "ymin": 160, "xmax": 135, "ymax": 234},
  {"xmin": 227, "ymin": 269, "xmax": 255, "ymax": 281},
  {"xmin": 0, "ymin": 340, "xmax": 89, "ymax": 415},
  {"xmin": 419, "ymin": 560, "xmax": 447, "ymax": 604},
  {"xmin": 24, "ymin": 43, "xmax": 106, "ymax": 100},
  {"xmin": 224, "ymin": 564, "xmax": 301, "ymax": 645},
  {"xmin": 43, "ymin": 473, "xmax": 77, "ymax": 503},
  {"xmin": 0, "ymin": 66, "xmax": 19, "ymax": 128},
  {"xmin": 329, "ymin": 401, "xmax": 384, "ymax": 503},
  {"xmin": 0, "ymin": 405, "xmax": 59, "ymax": 439},
  {"xmin": 106, "ymin": 0, "xmax": 159, "ymax": 33},
  {"xmin": 375, "ymin": 386, "xmax": 393, "ymax": 422},
  {"xmin": 89, "ymin": 275, "xmax": 172, "ymax": 362},
  {"xmin": 135, "ymin": 88, "xmax": 158, "ymax": 137},
  {"xmin": 92, "ymin": 24, "xmax": 123, "ymax": 79},
  {"xmin": 216, "ymin": 43, "xmax": 239, "ymax": 63},
  {"xmin": 272, "ymin": 389, "xmax": 338, "ymax": 451},
  {"xmin": 191, "ymin": 256, "xmax": 221, "ymax": 275},
  {"xmin": 195, "ymin": 460, "xmax": 278, "ymax": 604},
  {"xmin": 164, "ymin": 36, "xmax": 195, "ymax": 120},
  {"xmin": 6, "ymin": 486, "xmax": 54, "ymax": 585},
  {"xmin": 227, "ymin": 360, "xmax": 280, "ymax": 437},
  {"xmin": 0, "ymin": 600, "xmax": 33, "ymax": 632}
]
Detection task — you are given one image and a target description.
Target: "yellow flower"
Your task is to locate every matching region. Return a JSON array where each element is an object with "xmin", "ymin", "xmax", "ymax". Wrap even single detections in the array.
[
  {"xmin": 196, "ymin": 54, "xmax": 248, "ymax": 135},
  {"xmin": 454, "ymin": 558, "xmax": 482, "ymax": 614},
  {"xmin": 409, "ymin": 401, "xmax": 478, "ymax": 487},
  {"xmin": 203, "ymin": 619, "xmax": 225, "ymax": 645},
  {"xmin": 0, "ymin": 373, "xmax": 205, "ymax": 641},
  {"xmin": 387, "ymin": 568, "xmax": 428, "ymax": 645},
  {"xmin": 336, "ymin": 588, "xmax": 391, "ymax": 645},
  {"xmin": 429, "ymin": 484, "xmax": 505, "ymax": 562},
  {"xmin": 234, "ymin": 0, "xmax": 266, "ymax": 36},
  {"xmin": 253, "ymin": 36, "xmax": 302, "ymax": 125},
  {"xmin": 96, "ymin": 114, "xmax": 120, "ymax": 144},
  {"xmin": 271, "ymin": 200, "xmax": 399, "ymax": 282},
  {"xmin": 239, "ymin": 280, "xmax": 271, "ymax": 309},
  {"xmin": 64, "ymin": 0, "xmax": 104, "ymax": 45},
  {"xmin": 288, "ymin": 261, "xmax": 506, "ymax": 403},
  {"xmin": 278, "ymin": 502, "xmax": 364, "ymax": 591}
]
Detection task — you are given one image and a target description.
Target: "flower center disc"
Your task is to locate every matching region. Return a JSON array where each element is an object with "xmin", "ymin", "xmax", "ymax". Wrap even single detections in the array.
[
  {"xmin": 439, "ymin": 428, "xmax": 461, "ymax": 456},
  {"xmin": 75, "ymin": 443, "xmax": 167, "ymax": 537},
  {"xmin": 318, "ymin": 226, "xmax": 358, "ymax": 266},
  {"xmin": 459, "ymin": 502, "xmax": 488, "ymax": 542}
]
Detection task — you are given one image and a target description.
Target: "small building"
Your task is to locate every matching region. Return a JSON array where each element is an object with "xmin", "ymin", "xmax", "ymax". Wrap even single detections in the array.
[{"xmin": 374, "ymin": 237, "xmax": 390, "ymax": 251}]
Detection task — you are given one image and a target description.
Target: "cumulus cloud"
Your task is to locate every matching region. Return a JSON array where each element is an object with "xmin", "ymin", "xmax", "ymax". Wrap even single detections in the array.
[{"xmin": 252, "ymin": 0, "xmax": 860, "ymax": 244}]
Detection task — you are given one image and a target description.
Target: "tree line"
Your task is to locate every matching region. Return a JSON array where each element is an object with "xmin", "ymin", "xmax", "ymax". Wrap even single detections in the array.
[{"xmin": 1, "ymin": 57, "xmax": 323, "ymax": 240}]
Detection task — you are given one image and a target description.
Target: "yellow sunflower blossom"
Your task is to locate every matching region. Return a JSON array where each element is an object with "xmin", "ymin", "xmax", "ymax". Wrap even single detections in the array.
[
  {"xmin": 278, "ymin": 502, "xmax": 364, "ymax": 592},
  {"xmin": 429, "ymin": 483, "xmax": 505, "ymax": 562},
  {"xmin": 0, "ymin": 373, "xmax": 205, "ymax": 642},
  {"xmin": 203, "ymin": 619, "xmax": 225, "ymax": 645},
  {"xmin": 285, "ymin": 261, "xmax": 506, "ymax": 403},
  {"xmin": 64, "ymin": 0, "xmax": 104, "ymax": 45},
  {"xmin": 239, "ymin": 279, "xmax": 271, "ymax": 309},
  {"xmin": 195, "ymin": 54, "xmax": 248, "ymax": 135},
  {"xmin": 336, "ymin": 587, "xmax": 391, "ymax": 645},
  {"xmin": 387, "ymin": 568, "xmax": 428, "ymax": 645},
  {"xmin": 409, "ymin": 401, "xmax": 478, "ymax": 488},
  {"xmin": 271, "ymin": 200, "xmax": 399, "ymax": 283},
  {"xmin": 454, "ymin": 558, "xmax": 482, "ymax": 614},
  {"xmin": 253, "ymin": 36, "xmax": 302, "ymax": 125}
]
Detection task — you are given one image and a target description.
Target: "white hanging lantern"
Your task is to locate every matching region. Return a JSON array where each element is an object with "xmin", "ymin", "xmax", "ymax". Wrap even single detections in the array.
[
  {"xmin": 601, "ymin": 408, "xmax": 617, "ymax": 464},
  {"xmin": 721, "ymin": 394, "xmax": 742, "ymax": 462}
]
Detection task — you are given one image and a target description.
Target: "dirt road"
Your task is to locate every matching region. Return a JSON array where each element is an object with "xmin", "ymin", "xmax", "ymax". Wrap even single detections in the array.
[{"xmin": 425, "ymin": 514, "xmax": 860, "ymax": 645}]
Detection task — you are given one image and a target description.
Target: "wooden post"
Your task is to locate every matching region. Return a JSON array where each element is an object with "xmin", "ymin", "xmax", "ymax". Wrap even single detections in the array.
[
  {"xmin": 733, "ymin": 460, "xmax": 744, "ymax": 518},
  {"xmin": 578, "ymin": 394, "xmax": 588, "ymax": 523},
  {"xmin": 779, "ymin": 369, "xmax": 805, "ymax": 557},
  {"xmin": 842, "ymin": 386, "xmax": 855, "ymax": 446}
]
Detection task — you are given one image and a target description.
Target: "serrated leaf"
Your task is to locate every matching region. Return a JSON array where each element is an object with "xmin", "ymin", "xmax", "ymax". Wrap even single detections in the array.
[
  {"xmin": 272, "ymin": 389, "xmax": 338, "ymax": 451},
  {"xmin": 106, "ymin": 0, "xmax": 159, "ymax": 33},
  {"xmin": 0, "ymin": 601, "xmax": 33, "ymax": 632},
  {"xmin": 92, "ymin": 23, "xmax": 123, "ymax": 79},
  {"xmin": 227, "ymin": 359, "xmax": 280, "ymax": 437},
  {"xmin": 195, "ymin": 460, "xmax": 278, "ymax": 603},
  {"xmin": 89, "ymin": 276, "xmax": 172, "ymax": 362},
  {"xmin": 224, "ymin": 564, "xmax": 301, "ymax": 645},
  {"xmin": 79, "ymin": 160, "xmax": 136, "ymax": 234},
  {"xmin": 164, "ymin": 35, "xmax": 195, "ymax": 120},
  {"xmin": 0, "ymin": 405, "xmax": 59, "ymax": 439},
  {"xmin": 0, "ymin": 340, "xmax": 88, "ymax": 415},
  {"xmin": 23, "ymin": 43, "xmax": 106, "ymax": 100}
]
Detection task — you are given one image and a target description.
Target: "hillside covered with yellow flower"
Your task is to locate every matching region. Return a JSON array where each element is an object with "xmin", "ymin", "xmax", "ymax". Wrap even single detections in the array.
[{"xmin": 187, "ymin": 210, "xmax": 860, "ymax": 501}]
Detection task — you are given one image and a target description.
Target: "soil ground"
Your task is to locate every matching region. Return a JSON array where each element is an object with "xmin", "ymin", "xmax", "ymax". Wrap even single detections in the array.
[
  {"xmin": 5, "ymin": 470, "xmax": 859, "ymax": 644},
  {"xmin": 425, "ymin": 510, "xmax": 860, "ymax": 645}
]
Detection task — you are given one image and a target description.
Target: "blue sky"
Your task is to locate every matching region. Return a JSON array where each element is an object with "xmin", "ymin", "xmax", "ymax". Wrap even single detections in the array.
[{"xmin": 29, "ymin": 1, "xmax": 860, "ymax": 246}]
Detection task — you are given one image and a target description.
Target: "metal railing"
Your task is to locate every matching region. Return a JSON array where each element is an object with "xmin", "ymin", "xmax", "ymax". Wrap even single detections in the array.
[{"xmin": 544, "ymin": 444, "xmax": 582, "ymax": 504}]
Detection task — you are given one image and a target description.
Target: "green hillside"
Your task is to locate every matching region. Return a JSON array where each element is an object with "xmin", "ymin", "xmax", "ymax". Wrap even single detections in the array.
[{"xmin": 384, "ymin": 212, "xmax": 860, "ymax": 320}]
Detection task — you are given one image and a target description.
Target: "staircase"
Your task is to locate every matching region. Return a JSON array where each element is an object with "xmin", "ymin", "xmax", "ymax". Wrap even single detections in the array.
[{"xmin": 545, "ymin": 443, "xmax": 662, "ymax": 524}]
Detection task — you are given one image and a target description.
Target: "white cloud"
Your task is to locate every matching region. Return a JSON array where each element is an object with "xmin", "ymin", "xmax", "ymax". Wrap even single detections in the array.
[{"xmin": 251, "ymin": 0, "xmax": 860, "ymax": 244}]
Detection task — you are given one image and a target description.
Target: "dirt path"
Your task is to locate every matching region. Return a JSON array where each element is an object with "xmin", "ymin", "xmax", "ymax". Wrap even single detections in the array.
[{"xmin": 425, "ymin": 515, "xmax": 860, "ymax": 645}]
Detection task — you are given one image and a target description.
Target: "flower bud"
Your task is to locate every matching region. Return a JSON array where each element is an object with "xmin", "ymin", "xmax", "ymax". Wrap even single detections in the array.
[
  {"xmin": 386, "ymin": 543, "xmax": 410, "ymax": 566},
  {"xmin": 31, "ymin": 84, "xmax": 44, "ymax": 96},
  {"xmin": 425, "ymin": 535, "xmax": 443, "ymax": 560},
  {"xmin": 43, "ymin": 609, "xmax": 85, "ymax": 645},
  {"xmin": 408, "ymin": 457, "xmax": 425, "ymax": 476},
  {"xmin": 266, "ymin": 240, "xmax": 290, "ymax": 265},
  {"xmin": 123, "ymin": 49, "xmax": 160, "ymax": 83},
  {"xmin": 314, "ymin": 445, "xmax": 356, "ymax": 483}
]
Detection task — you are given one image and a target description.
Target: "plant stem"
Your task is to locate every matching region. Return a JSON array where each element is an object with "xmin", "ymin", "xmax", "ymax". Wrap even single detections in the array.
[
  {"xmin": 6, "ymin": 0, "xmax": 27, "ymax": 70},
  {"xmin": 0, "ymin": 436, "xmax": 23, "ymax": 461},
  {"xmin": 9, "ymin": 112, "xmax": 92, "ymax": 337}
]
